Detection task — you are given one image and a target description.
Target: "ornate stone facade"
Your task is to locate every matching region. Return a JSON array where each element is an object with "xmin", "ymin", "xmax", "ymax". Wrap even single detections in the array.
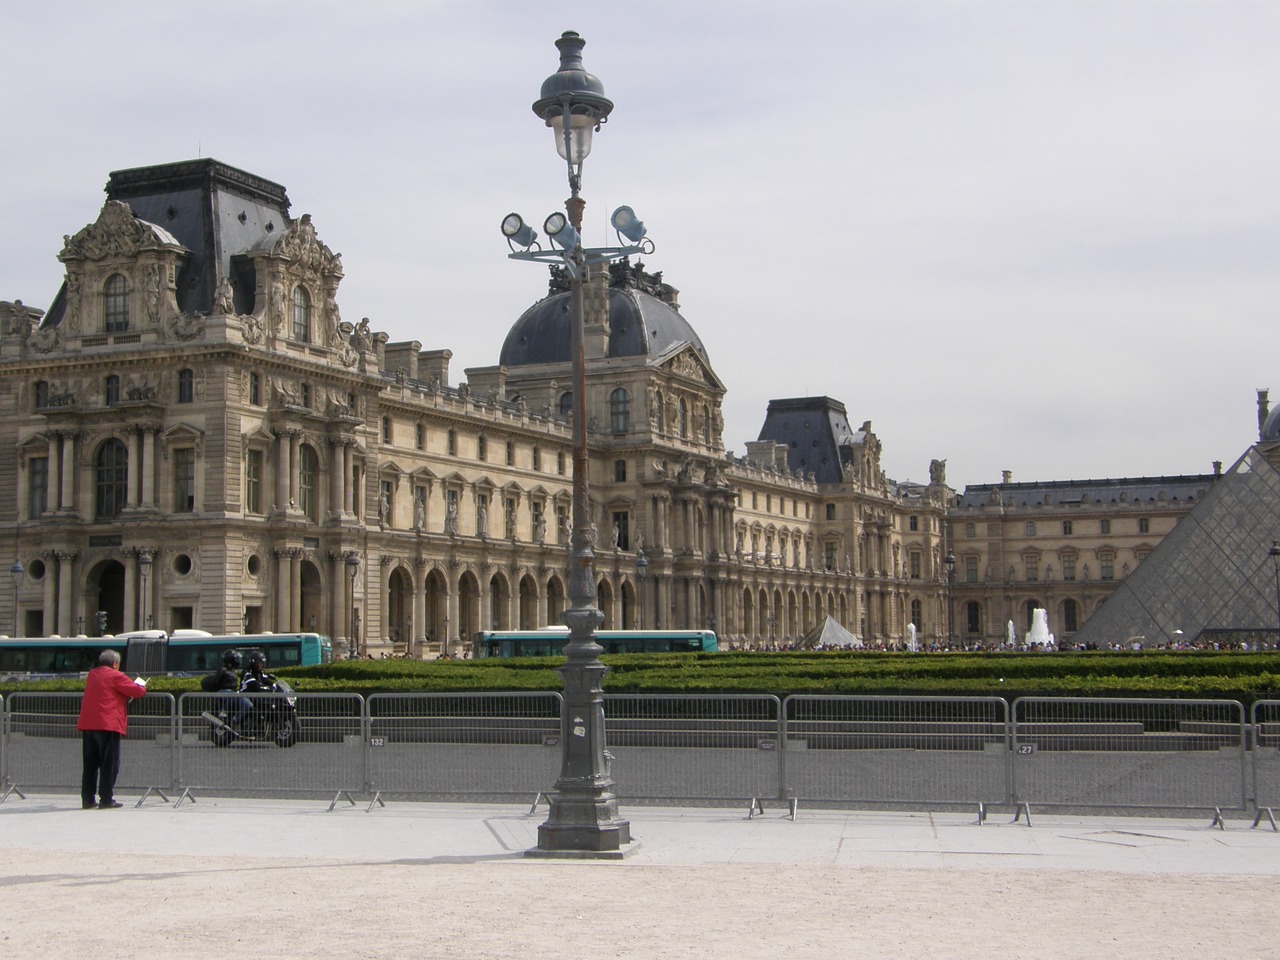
[{"xmin": 1, "ymin": 160, "xmax": 959, "ymax": 654}]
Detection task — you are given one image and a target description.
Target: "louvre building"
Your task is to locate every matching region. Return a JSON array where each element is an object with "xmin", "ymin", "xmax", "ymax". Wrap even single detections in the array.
[{"xmin": 1, "ymin": 159, "xmax": 963, "ymax": 655}]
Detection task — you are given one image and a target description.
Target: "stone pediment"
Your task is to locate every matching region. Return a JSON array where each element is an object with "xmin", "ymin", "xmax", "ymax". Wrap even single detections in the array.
[
  {"xmin": 657, "ymin": 343, "xmax": 722, "ymax": 390},
  {"xmin": 60, "ymin": 201, "xmax": 186, "ymax": 262}
]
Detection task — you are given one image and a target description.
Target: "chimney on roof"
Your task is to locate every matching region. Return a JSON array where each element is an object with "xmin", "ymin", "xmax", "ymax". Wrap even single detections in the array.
[
  {"xmin": 1259, "ymin": 389, "xmax": 1270, "ymax": 440},
  {"xmin": 1213, "ymin": 460, "xmax": 1222, "ymax": 477}
]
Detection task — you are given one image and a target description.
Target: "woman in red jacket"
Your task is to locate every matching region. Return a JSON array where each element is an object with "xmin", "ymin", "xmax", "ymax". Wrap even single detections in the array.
[{"xmin": 76, "ymin": 649, "xmax": 147, "ymax": 809}]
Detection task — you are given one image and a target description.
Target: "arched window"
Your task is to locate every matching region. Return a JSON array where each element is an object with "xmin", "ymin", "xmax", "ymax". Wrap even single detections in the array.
[
  {"xmin": 559, "ymin": 391, "xmax": 573, "ymax": 417},
  {"xmin": 291, "ymin": 285, "xmax": 311, "ymax": 342},
  {"xmin": 104, "ymin": 375, "xmax": 121, "ymax": 407},
  {"xmin": 610, "ymin": 388, "xmax": 629, "ymax": 434},
  {"xmin": 104, "ymin": 274, "xmax": 129, "ymax": 332},
  {"xmin": 95, "ymin": 438, "xmax": 128, "ymax": 519},
  {"xmin": 679, "ymin": 397, "xmax": 689, "ymax": 438},
  {"xmin": 299, "ymin": 445, "xmax": 319, "ymax": 521}
]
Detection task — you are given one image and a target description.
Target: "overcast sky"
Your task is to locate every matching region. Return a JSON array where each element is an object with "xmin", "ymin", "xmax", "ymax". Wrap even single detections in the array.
[{"xmin": 3, "ymin": 2, "xmax": 1277, "ymax": 489}]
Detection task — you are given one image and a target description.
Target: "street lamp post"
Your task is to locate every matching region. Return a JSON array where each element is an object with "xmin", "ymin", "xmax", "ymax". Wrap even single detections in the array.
[
  {"xmin": 138, "ymin": 551, "xmax": 153, "ymax": 632},
  {"xmin": 1268, "ymin": 542, "xmax": 1280, "ymax": 648},
  {"xmin": 944, "ymin": 550, "xmax": 956, "ymax": 647},
  {"xmin": 505, "ymin": 31, "xmax": 651, "ymax": 855},
  {"xmin": 10, "ymin": 560, "xmax": 23, "ymax": 637},
  {"xmin": 634, "ymin": 551, "xmax": 648, "ymax": 630},
  {"xmin": 345, "ymin": 552, "xmax": 360, "ymax": 659}
]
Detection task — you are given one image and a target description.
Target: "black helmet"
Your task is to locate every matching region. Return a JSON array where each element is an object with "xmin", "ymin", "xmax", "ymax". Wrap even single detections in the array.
[
  {"xmin": 222, "ymin": 650, "xmax": 241, "ymax": 668},
  {"xmin": 247, "ymin": 650, "xmax": 267, "ymax": 670}
]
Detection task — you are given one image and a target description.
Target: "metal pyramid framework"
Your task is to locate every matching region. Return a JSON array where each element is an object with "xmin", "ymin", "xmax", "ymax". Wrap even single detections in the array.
[{"xmin": 1074, "ymin": 446, "xmax": 1280, "ymax": 647}]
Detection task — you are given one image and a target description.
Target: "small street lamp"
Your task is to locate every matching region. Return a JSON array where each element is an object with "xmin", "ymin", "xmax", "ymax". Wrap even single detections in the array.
[
  {"xmin": 1267, "ymin": 541, "xmax": 1280, "ymax": 648},
  {"xmin": 506, "ymin": 31, "xmax": 648, "ymax": 855},
  {"xmin": 634, "ymin": 550, "xmax": 648, "ymax": 630},
  {"xmin": 10, "ymin": 560, "xmax": 23, "ymax": 637},
  {"xmin": 345, "ymin": 552, "xmax": 360, "ymax": 659},
  {"xmin": 944, "ymin": 550, "xmax": 956, "ymax": 647},
  {"xmin": 138, "ymin": 551, "xmax": 153, "ymax": 632}
]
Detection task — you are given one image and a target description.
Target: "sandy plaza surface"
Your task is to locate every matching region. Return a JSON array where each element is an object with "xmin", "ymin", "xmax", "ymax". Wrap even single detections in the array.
[{"xmin": 2, "ymin": 795, "xmax": 1278, "ymax": 959}]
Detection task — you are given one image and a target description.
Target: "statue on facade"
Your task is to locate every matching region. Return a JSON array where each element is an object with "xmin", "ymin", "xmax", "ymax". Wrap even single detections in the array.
[
  {"xmin": 445, "ymin": 499, "xmax": 459, "ymax": 536},
  {"xmin": 378, "ymin": 491, "xmax": 389, "ymax": 526},
  {"xmin": 413, "ymin": 494, "xmax": 425, "ymax": 531},
  {"xmin": 476, "ymin": 500, "xmax": 488, "ymax": 537},
  {"xmin": 534, "ymin": 512, "xmax": 546, "ymax": 543}
]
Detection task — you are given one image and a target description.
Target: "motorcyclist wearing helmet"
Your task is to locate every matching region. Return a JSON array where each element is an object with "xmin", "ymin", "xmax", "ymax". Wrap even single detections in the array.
[
  {"xmin": 215, "ymin": 650, "xmax": 252, "ymax": 724},
  {"xmin": 238, "ymin": 650, "xmax": 277, "ymax": 694}
]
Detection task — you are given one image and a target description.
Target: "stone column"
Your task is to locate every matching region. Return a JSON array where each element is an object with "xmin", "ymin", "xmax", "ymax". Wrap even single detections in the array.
[
  {"xmin": 123, "ymin": 554, "xmax": 138, "ymax": 632},
  {"xmin": 289, "ymin": 550, "xmax": 302, "ymax": 630},
  {"xmin": 274, "ymin": 433, "xmax": 289, "ymax": 513},
  {"xmin": 329, "ymin": 554, "xmax": 345, "ymax": 646},
  {"xmin": 288, "ymin": 432, "xmax": 301, "ymax": 509},
  {"xmin": 329, "ymin": 441, "xmax": 343, "ymax": 517},
  {"xmin": 40, "ymin": 557, "xmax": 55, "ymax": 635},
  {"xmin": 47, "ymin": 433, "xmax": 61, "ymax": 512},
  {"xmin": 343, "ymin": 443, "xmax": 354, "ymax": 516},
  {"xmin": 125, "ymin": 428, "xmax": 140, "ymax": 509},
  {"xmin": 60, "ymin": 433, "xmax": 76, "ymax": 515},
  {"xmin": 275, "ymin": 550, "xmax": 291, "ymax": 631},
  {"xmin": 141, "ymin": 428, "xmax": 157, "ymax": 509},
  {"xmin": 413, "ymin": 561, "xmax": 428, "ymax": 652},
  {"xmin": 56, "ymin": 552, "xmax": 74, "ymax": 638}
]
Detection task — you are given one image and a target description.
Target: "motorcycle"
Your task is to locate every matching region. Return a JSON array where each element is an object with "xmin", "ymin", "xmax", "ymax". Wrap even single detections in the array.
[{"xmin": 201, "ymin": 678, "xmax": 300, "ymax": 748}]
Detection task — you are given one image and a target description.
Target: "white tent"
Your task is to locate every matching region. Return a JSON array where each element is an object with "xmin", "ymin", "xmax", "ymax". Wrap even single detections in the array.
[{"xmin": 800, "ymin": 615, "xmax": 862, "ymax": 649}]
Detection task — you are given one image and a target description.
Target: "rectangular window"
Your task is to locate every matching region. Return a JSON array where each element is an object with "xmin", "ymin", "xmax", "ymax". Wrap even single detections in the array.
[
  {"xmin": 1100, "ymin": 556, "xmax": 1114, "ymax": 580},
  {"xmin": 177, "ymin": 369, "xmax": 194, "ymax": 403},
  {"xmin": 824, "ymin": 542, "xmax": 837, "ymax": 571},
  {"xmin": 245, "ymin": 449, "xmax": 264, "ymax": 514},
  {"xmin": 909, "ymin": 551, "xmax": 921, "ymax": 579},
  {"xmin": 173, "ymin": 448, "xmax": 195, "ymax": 513},
  {"xmin": 1062, "ymin": 555, "xmax": 1076, "ymax": 581},
  {"xmin": 965, "ymin": 522, "xmax": 976, "ymax": 539},
  {"xmin": 557, "ymin": 452, "xmax": 566, "ymax": 475},
  {"xmin": 29, "ymin": 456, "xmax": 48, "ymax": 519},
  {"xmin": 415, "ymin": 423, "xmax": 425, "ymax": 450},
  {"xmin": 611, "ymin": 511, "xmax": 630, "ymax": 551},
  {"xmin": 249, "ymin": 372, "xmax": 261, "ymax": 406},
  {"xmin": 506, "ymin": 441, "xmax": 515, "ymax": 466},
  {"xmin": 1062, "ymin": 520, "xmax": 1073, "ymax": 536},
  {"xmin": 614, "ymin": 459, "xmax": 627, "ymax": 482},
  {"xmin": 556, "ymin": 504, "xmax": 569, "ymax": 543},
  {"xmin": 532, "ymin": 446, "xmax": 541, "ymax": 471},
  {"xmin": 1025, "ymin": 556, "xmax": 1038, "ymax": 581},
  {"xmin": 1100, "ymin": 518, "xmax": 1111, "ymax": 535},
  {"xmin": 382, "ymin": 417, "xmax": 392, "ymax": 443},
  {"xmin": 825, "ymin": 503, "xmax": 836, "ymax": 521},
  {"xmin": 964, "ymin": 555, "xmax": 978, "ymax": 583},
  {"xmin": 909, "ymin": 515, "xmax": 919, "ymax": 532}
]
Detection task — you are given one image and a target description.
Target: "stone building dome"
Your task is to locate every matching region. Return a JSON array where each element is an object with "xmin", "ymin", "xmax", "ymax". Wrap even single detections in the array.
[{"xmin": 500, "ymin": 261, "xmax": 709, "ymax": 367}]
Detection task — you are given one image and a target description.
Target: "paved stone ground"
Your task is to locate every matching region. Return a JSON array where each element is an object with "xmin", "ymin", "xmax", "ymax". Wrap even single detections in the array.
[{"xmin": 2, "ymin": 794, "xmax": 1278, "ymax": 959}]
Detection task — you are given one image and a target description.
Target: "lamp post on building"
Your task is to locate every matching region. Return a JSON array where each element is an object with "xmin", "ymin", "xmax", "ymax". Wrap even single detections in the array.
[
  {"xmin": 944, "ymin": 550, "xmax": 956, "ymax": 647},
  {"xmin": 504, "ymin": 30, "xmax": 653, "ymax": 855},
  {"xmin": 634, "ymin": 550, "xmax": 648, "ymax": 630},
  {"xmin": 345, "ymin": 552, "xmax": 360, "ymax": 659},
  {"xmin": 10, "ymin": 560, "xmax": 23, "ymax": 637},
  {"xmin": 138, "ymin": 551, "xmax": 153, "ymax": 631}
]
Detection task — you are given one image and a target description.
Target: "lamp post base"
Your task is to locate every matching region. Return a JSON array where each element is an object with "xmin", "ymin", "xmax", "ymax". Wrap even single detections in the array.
[{"xmin": 528, "ymin": 795, "xmax": 637, "ymax": 858}]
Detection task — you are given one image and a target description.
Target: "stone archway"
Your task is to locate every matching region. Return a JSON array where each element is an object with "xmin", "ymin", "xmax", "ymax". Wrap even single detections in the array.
[
  {"xmin": 546, "ymin": 575, "xmax": 566, "ymax": 626},
  {"xmin": 425, "ymin": 568, "xmax": 448, "ymax": 651},
  {"xmin": 387, "ymin": 565, "xmax": 413, "ymax": 648},
  {"xmin": 458, "ymin": 571, "xmax": 480, "ymax": 649},
  {"xmin": 519, "ymin": 575, "xmax": 538, "ymax": 629},
  {"xmin": 86, "ymin": 559, "xmax": 126, "ymax": 636},
  {"xmin": 300, "ymin": 559, "xmax": 323, "ymax": 635}
]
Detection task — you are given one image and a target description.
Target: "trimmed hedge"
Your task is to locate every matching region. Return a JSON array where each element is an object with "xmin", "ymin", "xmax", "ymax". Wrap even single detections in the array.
[{"xmin": 6, "ymin": 650, "xmax": 1280, "ymax": 704}]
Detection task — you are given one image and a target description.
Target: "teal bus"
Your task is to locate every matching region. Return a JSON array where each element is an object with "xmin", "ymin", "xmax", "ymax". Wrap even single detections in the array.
[
  {"xmin": 473, "ymin": 628, "xmax": 718, "ymax": 659},
  {"xmin": 0, "ymin": 630, "xmax": 331, "ymax": 677}
]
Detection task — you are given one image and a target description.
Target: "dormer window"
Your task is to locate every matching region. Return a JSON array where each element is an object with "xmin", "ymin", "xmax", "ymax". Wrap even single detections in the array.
[
  {"xmin": 291, "ymin": 285, "xmax": 311, "ymax": 342},
  {"xmin": 104, "ymin": 273, "xmax": 129, "ymax": 333}
]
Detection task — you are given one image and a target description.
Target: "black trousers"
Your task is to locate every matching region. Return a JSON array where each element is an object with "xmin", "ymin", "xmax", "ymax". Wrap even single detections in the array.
[{"xmin": 81, "ymin": 730, "xmax": 122, "ymax": 805}]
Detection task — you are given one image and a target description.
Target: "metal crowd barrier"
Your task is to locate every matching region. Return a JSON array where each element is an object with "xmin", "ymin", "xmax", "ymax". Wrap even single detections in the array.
[
  {"xmin": 1253, "ymin": 700, "xmax": 1280, "ymax": 829},
  {"xmin": 2, "ymin": 691, "xmax": 1279, "ymax": 823},
  {"xmin": 781, "ymin": 696, "xmax": 1010, "ymax": 814},
  {"xmin": 365, "ymin": 692, "xmax": 562, "ymax": 801},
  {"xmin": 603, "ymin": 694, "xmax": 783, "ymax": 808},
  {"xmin": 1011, "ymin": 697, "xmax": 1248, "ymax": 819},
  {"xmin": 2, "ymin": 692, "xmax": 175, "ymax": 803},
  {"xmin": 175, "ymin": 692, "xmax": 364, "ymax": 804}
]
